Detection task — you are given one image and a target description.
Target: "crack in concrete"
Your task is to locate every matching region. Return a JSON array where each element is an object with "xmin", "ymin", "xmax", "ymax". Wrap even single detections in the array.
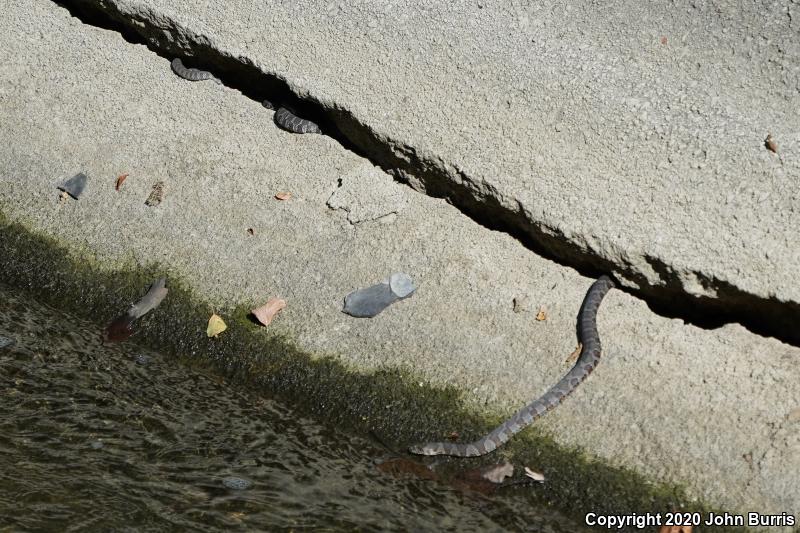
[{"xmin": 52, "ymin": 0, "xmax": 800, "ymax": 347}]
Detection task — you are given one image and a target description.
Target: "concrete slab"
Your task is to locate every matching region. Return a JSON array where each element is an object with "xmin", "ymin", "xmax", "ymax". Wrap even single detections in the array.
[
  {"xmin": 1, "ymin": 0, "xmax": 799, "ymax": 527},
  {"xmin": 56, "ymin": 0, "xmax": 800, "ymax": 345}
]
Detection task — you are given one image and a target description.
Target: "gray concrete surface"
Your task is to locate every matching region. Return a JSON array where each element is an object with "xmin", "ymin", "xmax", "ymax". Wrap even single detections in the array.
[
  {"xmin": 1, "ymin": 0, "xmax": 799, "ymax": 527},
  {"xmin": 59, "ymin": 0, "xmax": 800, "ymax": 344}
]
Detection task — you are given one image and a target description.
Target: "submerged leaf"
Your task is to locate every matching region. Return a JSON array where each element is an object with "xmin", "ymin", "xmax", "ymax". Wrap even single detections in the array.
[
  {"xmin": 207, "ymin": 314, "xmax": 227, "ymax": 338},
  {"xmin": 480, "ymin": 462, "xmax": 514, "ymax": 484},
  {"xmin": 251, "ymin": 298, "xmax": 286, "ymax": 326}
]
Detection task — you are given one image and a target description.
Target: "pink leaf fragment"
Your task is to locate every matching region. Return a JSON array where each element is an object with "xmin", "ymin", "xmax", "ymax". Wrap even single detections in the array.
[{"xmin": 252, "ymin": 298, "xmax": 286, "ymax": 326}]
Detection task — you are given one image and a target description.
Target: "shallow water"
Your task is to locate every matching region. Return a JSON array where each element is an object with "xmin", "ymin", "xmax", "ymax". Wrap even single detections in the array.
[{"xmin": 0, "ymin": 283, "xmax": 586, "ymax": 532}]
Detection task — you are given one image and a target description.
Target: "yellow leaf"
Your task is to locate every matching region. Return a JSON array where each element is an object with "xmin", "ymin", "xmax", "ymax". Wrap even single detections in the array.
[{"xmin": 207, "ymin": 313, "xmax": 227, "ymax": 338}]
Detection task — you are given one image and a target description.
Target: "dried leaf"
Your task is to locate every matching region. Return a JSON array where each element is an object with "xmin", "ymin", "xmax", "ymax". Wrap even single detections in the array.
[
  {"xmin": 146, "ymin": 181, "xmax": 165, "ymax": 206},
  {"xmin": 660, "ymin": 36, "xmax": 668, "ymax": 45},
  {"xmin": 274, "ymin": 192, "xmax": 292, "ymax": 201},
  {"xmin": 566, "ymin": 343, "xmax": 582, "ymax": 364},
  {"xmin": 447, "ymin": 430, "xmax": 460, "ymax": 441},
  {"xmin": 115, "ymin": 173, "xmax": 129, "ymax": 191},
  {"xmin": 524, "ymin": 466, "xmax": 545, "ymax": 482},
  {"xmin": 535, "ymin": 306, "xmax": 547, "ymax": 321},
  {"xmin": 207, "ymin": 313, "xmax": 227, "ymax": 338},
  {"xmin": 480, "ymin": 462, "xmax": 514, "ymax": 483},
  {"xmin": 251, "ymin": 298, "xmax": 286, "ymax": 326},
  {"xmin": 765, "ymin": 134, "xmax": 778, "ymax": 153}
]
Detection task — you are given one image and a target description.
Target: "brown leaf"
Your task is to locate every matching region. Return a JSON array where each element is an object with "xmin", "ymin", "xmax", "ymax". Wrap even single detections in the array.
[
  {"xmin": 115, "ymin": 173, "xmax": 129, "ymax": 191},
  {"xmin": 660, "ymin": 36, "xmax": 668, "ymax": 45},
  {"xmin": 566, "ymin": 343, "xmax": 582, "ymax": 363},
  {"xmin": 146, "ymin": 181, "xmax": 165, "ymax": 206},
  {"xmin": 535, "ymin": 306, "xmax": 547, "ymax": 321},
  {"xmin": 480, "ymin": 462, "xmax": 514, "ymax": 484},
  {"xmin": 274, "ymin": 192, "xmax": 292, "ymax": 201},
  {"xmin": 765, "ymin": 134, "xmax": 778, "ymax": 153},
  {"xmin": 251, "ymin": 298, "xmax": 286, "ymax": 326}
]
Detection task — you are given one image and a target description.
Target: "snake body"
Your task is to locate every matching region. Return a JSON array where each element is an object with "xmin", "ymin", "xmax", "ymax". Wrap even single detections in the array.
[
  {"xmin": 171, "ymin": 58, "xmax": 221, "ymax": 84},
  {"xmin": 274, "ymin": 106, "xmax": 321, "ymax": 134},
  {"xmin": 409, "ymin": 275, "xmax": 615, "ymax": 457}
]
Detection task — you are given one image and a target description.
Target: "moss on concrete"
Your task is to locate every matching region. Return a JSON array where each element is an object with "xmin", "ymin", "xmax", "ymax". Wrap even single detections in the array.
[{"xmin": 0, "ymin": 210, "xmax": 750, "ymax": 533}]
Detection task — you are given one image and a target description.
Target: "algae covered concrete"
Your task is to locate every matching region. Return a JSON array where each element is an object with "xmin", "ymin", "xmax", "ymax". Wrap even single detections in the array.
[{"xmin": 0, "ymin": 0, "xmax": 798, "ymax": 529}]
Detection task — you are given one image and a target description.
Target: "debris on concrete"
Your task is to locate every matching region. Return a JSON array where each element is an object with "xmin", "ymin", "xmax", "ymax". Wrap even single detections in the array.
[
  {"xmin": 57, "ymin": 172, "xmax": 88, "ymax": 200},
  {"xmin": 104, "ymin": 278, "xmax": 168, "ymax": 342},
  {"xmin": 115, "ymin": 173, "xmax": 128, "ymax": 190},
  {"xmin": 207, "ymin": 313, "xmax": 227, "ymax": 338},
  {"xmin": 145, "ymin": 181, "xmax": 165, "ymax": 206},
  {"xmin": 524, "ymin": 466, "xmax": 545, "ymax": 483},
  {"xmin": 343, "ymin": 273, "xmax": 415, "ymax": 318},
  {"xmin": 251, "ymin": 297, "xmax": 286, "ymax": 326}
]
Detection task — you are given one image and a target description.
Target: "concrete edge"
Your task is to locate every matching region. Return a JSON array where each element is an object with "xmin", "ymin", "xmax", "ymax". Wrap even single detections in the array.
[{"xmin": 0, "ymin": 210, "xmax": 763, "ymax": 533}]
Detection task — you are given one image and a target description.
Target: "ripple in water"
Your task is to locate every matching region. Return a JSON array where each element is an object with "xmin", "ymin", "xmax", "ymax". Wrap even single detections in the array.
[{"xmin": 0, "ymin": 283, "xmax": 585, "ymax": 532}]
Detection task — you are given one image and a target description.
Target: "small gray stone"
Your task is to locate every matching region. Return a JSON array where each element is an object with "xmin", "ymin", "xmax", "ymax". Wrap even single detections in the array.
[
  {"xmin": 58, "ymin": 172, "xmax": 88, "ymax": 199},
  {"xmin": 343, "ymin": 273, "xmax": 415, "ymax": 318},
  {"xmin": 0, "ymin": 336, "xmax": 15, "ymax": 349},
  {"xmin": 389, "ymin": 272, "xmax": 415, "ymax": 297},
  {"xmin": 134, "ymin": 354, "xmax": 151, "ymax": 365},
  {"xmin": 222, "ymin": 476, "xmax": 252, "ymax": 490}
]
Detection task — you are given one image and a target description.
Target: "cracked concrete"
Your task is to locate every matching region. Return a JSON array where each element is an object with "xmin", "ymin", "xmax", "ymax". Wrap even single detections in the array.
[
  {"xmin": 327, "ymin": 163, "xmax": 407, "ymax": 225},
  {"xmin": 1, "ymin": 0, "xmax": 799, "ymax": 528},
  {"xmin": 56, "ymin": 0, "xmax": 800, "ymax": 345}
]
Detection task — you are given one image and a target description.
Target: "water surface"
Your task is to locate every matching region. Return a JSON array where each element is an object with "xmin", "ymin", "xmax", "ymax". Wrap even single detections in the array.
[{"xmin": 0, "ymin": 283, "xmax": 585, "ymax": 532}]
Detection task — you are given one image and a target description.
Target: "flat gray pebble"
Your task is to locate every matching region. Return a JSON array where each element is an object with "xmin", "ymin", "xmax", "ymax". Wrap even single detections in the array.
[
  {"xmin": 343, "ymin": 273, "xmax": 415, "ymax": 318},
  {"xmin": 0, "ymin": 336, "xmax": 15, "ymax": 349},
  {"xmin": 222, "ymin": 476, "xmax": 252, "ymax": 490},
  {"xmin": 58, "ymin": 172, "xmax": 88, "ymax": 199}
]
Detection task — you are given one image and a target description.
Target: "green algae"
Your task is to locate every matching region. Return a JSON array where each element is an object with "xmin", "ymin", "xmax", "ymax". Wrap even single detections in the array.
[{"xmin": 0, "ymin": 210, "xmax": 752, "ymax": 533}]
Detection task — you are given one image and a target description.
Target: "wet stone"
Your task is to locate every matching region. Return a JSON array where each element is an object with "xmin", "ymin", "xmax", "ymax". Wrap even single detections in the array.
[
  {"xmin": 0, "ymin": 336, "xmax": 15, "ymax": 349},
  {"xmin": 222, "ymin": 476, "xmax": 253, "ymax": 490},
  {"xmin": 134, "ymin": 354, "xmax": 151, "ymax": 365}
]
